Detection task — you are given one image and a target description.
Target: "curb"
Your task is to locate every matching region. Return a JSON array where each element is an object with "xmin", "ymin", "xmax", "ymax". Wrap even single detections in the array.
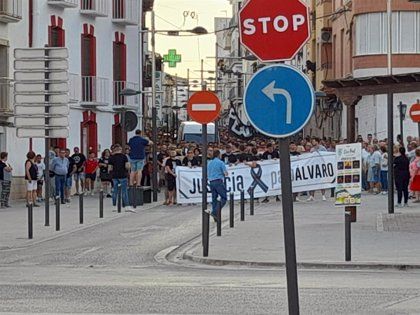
[{"xmin": 183, "ymin": 251, "xmax": 420, "ymax": 270}]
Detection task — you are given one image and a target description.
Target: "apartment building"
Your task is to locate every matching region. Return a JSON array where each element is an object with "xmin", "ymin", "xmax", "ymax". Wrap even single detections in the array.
[
  {"xmin": 330, "ymin": 0, "xmax": 420, "ymax": 140},
  {"xmin": 0, "ymin": 0, "xmax": 145, "ymax": 184}
]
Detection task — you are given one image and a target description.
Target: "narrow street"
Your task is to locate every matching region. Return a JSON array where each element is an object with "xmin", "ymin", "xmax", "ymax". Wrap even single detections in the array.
[{"xmin": 1, "ymin": 203, "xmax": 420, "ymax": 314}]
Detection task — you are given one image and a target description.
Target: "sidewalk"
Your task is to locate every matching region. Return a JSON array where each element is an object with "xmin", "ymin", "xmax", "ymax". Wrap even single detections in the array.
[
  {"xmin": 0, "ymin": 194, "xmax": 160, "ymax": 250},
  {"xmin": 186, "ymin": 193, "xmax": 420, "ymax": 268}
]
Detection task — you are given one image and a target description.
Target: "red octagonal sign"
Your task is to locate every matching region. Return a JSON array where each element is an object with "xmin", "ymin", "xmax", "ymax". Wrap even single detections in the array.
[{"xmin": 239, "ymin": 0, "xmax": 310, "ymax": 62}]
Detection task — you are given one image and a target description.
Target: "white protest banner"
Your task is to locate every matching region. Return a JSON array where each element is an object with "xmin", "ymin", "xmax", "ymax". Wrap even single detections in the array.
[
  {"xmin": 176, "ymin": 151, "xmax": 336, "ymax": 204},
  {"xmin": 335, "ymin": 143, "xmax": 362, "ymax": 206}
]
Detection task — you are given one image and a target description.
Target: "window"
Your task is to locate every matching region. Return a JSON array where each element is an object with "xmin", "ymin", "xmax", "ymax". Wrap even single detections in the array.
[
  {"xmin": 81, "ymin": 24, "xmax": 96, "ymax": 102},
  {"xmin": 355, "ymin": 12, "xmax": 420, "ymax": 55}
]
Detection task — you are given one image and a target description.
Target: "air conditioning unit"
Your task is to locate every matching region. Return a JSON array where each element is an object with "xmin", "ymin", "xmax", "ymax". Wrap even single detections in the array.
[{"xmin": 320, "ymin": 30, "xmax": 332, "ymax": 43}]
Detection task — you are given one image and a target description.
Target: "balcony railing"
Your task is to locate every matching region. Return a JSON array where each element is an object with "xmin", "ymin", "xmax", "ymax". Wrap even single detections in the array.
[
  {"xmin": 113, "ymin": 81, "xmax": 139, "ymax": 109},
  {"xmin": 112, "ymin": 0, "xmax": 139, "ymax": 25},
  {"xmin": 68, "ymin": 74, "xmax": 109, "ymax": 106},
  {"xmin": 47, "ymin": 0, "xmax": 78, "ymax": 8},
  {"xmin": 0, "ymin": 77, "xmax": 12, "ymax": 115},
  {"xmin": 80, "ymin": 0, "xmax": 108, "ymax": 17},
  {"xmin": 0, "ymin": 0, "xmax": 22, "ymax": 23}
]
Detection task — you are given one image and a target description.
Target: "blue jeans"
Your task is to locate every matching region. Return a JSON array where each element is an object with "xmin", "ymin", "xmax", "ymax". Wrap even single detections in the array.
[
  {"xmin": 380, "ymin": 170, "xmax": 388, "ymax": 191},
  {"xmin": 55, "ymin": 175, "xmax": 66, "ymax": 200},
  {"xmin": 209, "ymin": 179, "xmax": 227, "ymax": 216},
  {"xmin": 112, "ymin": 178, "xmax": 129, "ymax": 207}
]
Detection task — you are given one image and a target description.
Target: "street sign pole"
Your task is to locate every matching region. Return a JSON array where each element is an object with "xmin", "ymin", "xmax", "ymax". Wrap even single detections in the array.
[
  {"xmin": 202, "ymin": 123, "xmax": 209, "ymax": 257},
  {"xmin": 44, "ymin": 48, "xmax": 50, "ymax": 226},
  {"xmin": 278, "ymin": 138, "xmax": 300, "ymax": 315}
]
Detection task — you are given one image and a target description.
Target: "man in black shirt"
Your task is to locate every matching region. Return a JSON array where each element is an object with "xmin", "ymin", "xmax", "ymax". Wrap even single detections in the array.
[
  {"xmin": 108, "ymin": 144, "xmax": 132, "ymax": 212},
  {"xmin": 182, "ymin": 150, "xmax": 199, "ymax": 167},
  {"xmin": 65, "ymin": 148, "xmax": 76, "ymax": 203},
  {"xmin": 71, "ymin": 147, "xmax": 86, "ymax": 195},
  {"xmin": 262, "ymin": 143, "xmax": 280, "ymax": 160},
  {"xmin": 235, "ymin": 145, "xmax": 251, "ymax": 164},
  {"xmin": 221, "ymin": 144, "xmax": 237, "ymax": 165},
  {"xmin": 289, "ymin": 142, "xmax": 301, "ymax": 156},
  {"xmin": 261, "ymin": 143, "xmax": 280, "ymax": 203}
]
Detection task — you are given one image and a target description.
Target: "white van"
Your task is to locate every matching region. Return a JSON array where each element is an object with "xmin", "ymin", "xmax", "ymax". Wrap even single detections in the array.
[{"xmin": 178, "ymin": 122, "xmax": 217, "ymax": 144}]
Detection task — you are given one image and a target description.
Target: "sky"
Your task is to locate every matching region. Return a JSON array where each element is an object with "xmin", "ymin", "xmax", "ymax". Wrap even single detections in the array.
[{"xmin": 149, "ymin": 0, "xmax": 233, "ymax": 80}]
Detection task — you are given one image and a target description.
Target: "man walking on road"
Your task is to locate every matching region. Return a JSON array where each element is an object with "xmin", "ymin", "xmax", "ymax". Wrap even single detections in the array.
[
  {"xmin": 128, "ymin": 129, "xmax": 153, "ymax": 187},
  {"xmin": 206, "ymin": 149, "xmax": 228, "ymax": 223},
  {"xmin": 51, "ymin": 149, "xmax": 69, "ymax": 204},
  {"xmin": 108, "ymin": 144, "xmax": 133, "ymax": 213}
]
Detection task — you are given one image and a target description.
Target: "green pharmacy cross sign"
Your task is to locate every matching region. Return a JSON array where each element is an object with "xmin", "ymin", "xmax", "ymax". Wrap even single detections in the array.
[{"xmin": 163, "ymin": 49, "xmax": 181, "ymax": 68}]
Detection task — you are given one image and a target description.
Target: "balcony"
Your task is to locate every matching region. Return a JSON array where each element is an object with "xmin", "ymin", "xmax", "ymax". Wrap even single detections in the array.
[
  {"xmin": 0, "ymin": 0, "xmax": 22, "ymax": 23},
  {"xmin": 80, "ymin": 0, "xmax": 108, "ymax": 17},
  {"xmin": 112, "ymin": 0, "xmax": 139, "ymax": 25},
  {"xmin": 0, "ymin": 77, "xmax": 12, "ymax": 117},
  {"xmin": 47, "ymin": 0, "xmax": 78, "ymax": 8},
  {"xmin": 113, "ymin": 81, "xmax": 139, "ymax": 110},
  {"xmin": 69, "ymin": 74, "xmax": 109, "ymax": 107}
]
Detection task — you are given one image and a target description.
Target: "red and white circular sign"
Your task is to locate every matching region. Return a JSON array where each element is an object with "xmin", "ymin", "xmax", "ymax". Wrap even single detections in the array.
[
  {"xmin": 239, "ymin": 0, "xmax": 310, "ymax": 62},
  {"xmin": 187, "ymin": 91, "xmax": 221, "ymax": 124},
  {"xmin": 410, "ymin": 102, "xmax": 420, "ymax": 123}
]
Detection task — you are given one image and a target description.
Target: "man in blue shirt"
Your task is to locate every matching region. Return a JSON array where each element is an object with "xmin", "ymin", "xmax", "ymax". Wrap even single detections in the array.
[
  {"xmin": 128, "ymin": 129, "xmax": 153, "ymax": 187},
  {"xmin": 51, "ymin": 149, "xmax": 69, "ymax": 204},
  {"xmin": 206, "ymin": 149, "xmax": 228, "ymax": 222}
]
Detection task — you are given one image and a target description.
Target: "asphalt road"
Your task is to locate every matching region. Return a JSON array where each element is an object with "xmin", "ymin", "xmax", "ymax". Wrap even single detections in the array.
[{"xmin": 1, "ymin": 202, "xmax": 420, "ymax": 314}]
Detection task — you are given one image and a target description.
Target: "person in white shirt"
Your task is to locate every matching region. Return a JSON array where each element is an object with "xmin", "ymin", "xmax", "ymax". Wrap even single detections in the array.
[
  {"xmin": 367, "ymin": 145, "xmax": 382, "ymax": 194},
  {"xmin": 380, "ymin": 146, "xmax": 388, "ymax": 195},
  {"xmin": 35, "ymin": 154, "xmax": 45, "ymax": 202}
]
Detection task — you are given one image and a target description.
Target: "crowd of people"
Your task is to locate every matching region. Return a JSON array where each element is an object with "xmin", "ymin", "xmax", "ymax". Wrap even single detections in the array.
[{"xmin": 1, "ymin": 129, "xmax": 420, "ymax": 210}]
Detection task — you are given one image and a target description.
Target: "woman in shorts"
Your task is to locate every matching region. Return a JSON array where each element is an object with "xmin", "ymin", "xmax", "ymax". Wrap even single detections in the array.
[{"xmin": 25, "ymin": 151, "xmax": 39, "ymax": 206}]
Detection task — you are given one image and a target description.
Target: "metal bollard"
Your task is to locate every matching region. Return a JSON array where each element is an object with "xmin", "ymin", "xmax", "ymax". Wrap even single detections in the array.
[
  {"xmin": 99, "ymin": 190, "xmax": 104, "ymax": 218},
  {"xmin": 229, "ymin": 193, "xmax": 234, "ymax": 228},
  {"xmin": 55, "ymin": 197, "xmax": 60, "ymax": 231},
  {"xmin": 250, "ymin": 189, "xmax": 254, "ymax": 216},
  {"xmin": 28, "ymin": 203, "xmax": 33, "ymax": 239},
  {"xmin": 79, "ymin": 192, "xmax": 84, "ymax": 224},
  {"xmin": 216, "ymin": 201, "xmax": 222, "ymax": 237},
  {"xmin": 240, "ymin": 190, "xmax": 245, "ymax": 221},
  {"xmin": 345, "ymin": 211, "xmax": 351, "ymax": 261},
  {"xmin": 117, "ymin": 184, "xmax": 122, "ymax": 213}
]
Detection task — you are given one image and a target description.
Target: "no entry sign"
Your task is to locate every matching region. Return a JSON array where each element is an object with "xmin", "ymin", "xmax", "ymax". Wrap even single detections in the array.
[
  {"xmin": 187, "ymin": 91, "xmax": 221, "ymax": 125},
  {"xmin": 410, "ymin": 102, "xmax": 420, "ymax": 123},
  {"xmin": 239, "ymin": 0, "xmax": 310, "ymax": 62}
]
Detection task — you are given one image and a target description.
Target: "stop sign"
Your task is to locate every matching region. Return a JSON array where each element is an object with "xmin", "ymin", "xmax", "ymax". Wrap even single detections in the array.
[
  {"xmin": 239, "ymin": 0, "xmax": 310, "ymax": 62},
  {"xmin": 410, "ymin": 102, "xmax": 420, "ymax": 123}
]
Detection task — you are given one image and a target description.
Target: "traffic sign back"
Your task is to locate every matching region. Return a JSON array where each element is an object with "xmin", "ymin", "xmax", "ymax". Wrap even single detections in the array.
[
  {"xmin": 187, "ymin": 91, "xmax": 221, "ymax": 125},
  {"xmin": 244, "ymin": 64, "xmax": 315, "ymax": 138}
]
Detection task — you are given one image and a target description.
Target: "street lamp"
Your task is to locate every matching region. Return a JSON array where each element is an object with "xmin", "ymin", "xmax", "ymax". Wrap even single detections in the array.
[
  {"xmin": 398, "ymin": 101, "xmax": 408, "ymax": 145},
  {"xmin": 148, "ymin": 10, "xmax": 208, "ymax": 202}
]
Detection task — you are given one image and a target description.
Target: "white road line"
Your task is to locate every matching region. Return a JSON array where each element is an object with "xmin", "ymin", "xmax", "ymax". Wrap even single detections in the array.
[{"xmin": 192, "ymin": 103, "xmax": 216, "ymax": 111}]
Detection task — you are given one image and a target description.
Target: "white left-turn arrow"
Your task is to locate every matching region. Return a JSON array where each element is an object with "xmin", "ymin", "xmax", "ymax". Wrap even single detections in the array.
[{"xmin": 262, "ymin": 81, "xmax": 292, "ymax": 124}]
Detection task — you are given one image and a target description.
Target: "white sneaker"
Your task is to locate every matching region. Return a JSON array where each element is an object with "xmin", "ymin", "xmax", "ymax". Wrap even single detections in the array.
[
  {"xmin": 381, "ymin": 191, "xmax": 387, "ymax": 195},
  {"xmin": 124, "ymin": 206, "xmax": 136, "ymax": 213},
  {"xmin": 322, "ymin": 195, "xmax": 327, "ymax": 201},
  {"xmin": 395, "ymin": 203, "xmax": 402, "ymax": 208},
  {"xmin": 295, "ymin": 197, "xmax": 301, "ymax": 202},
  {"xmin": 403, "ymin": 203, "xmax": 409, "ymax": 208},
  {"xmin": 307, "ymin": 196, "xmax": 314, "ymax": 202},
  {"xmin": 204, "ymin": 209, "xmax": 211, "ymax": 214},
  {"xmin": 91, "ymin": 191, "xmax": 94, "ymax": 196}
]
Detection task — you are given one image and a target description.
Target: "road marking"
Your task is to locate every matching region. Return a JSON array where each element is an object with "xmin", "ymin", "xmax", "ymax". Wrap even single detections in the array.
[{"xmin": 192, "ymin": 103, "xmax": 216, "ymax": 111}]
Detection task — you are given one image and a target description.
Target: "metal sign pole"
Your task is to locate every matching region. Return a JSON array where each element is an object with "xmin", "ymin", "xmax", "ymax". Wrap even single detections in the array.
[
  {"xmin": 44, "ymin": 48, "xmax": 50, "ymax": 226},
  {"xmin": 202, "ymin": 123, "xmax": 209, "ymax": 257},
  {"xmin": 278, "ymin": 138, "xmax": 300, "ymax": 315}
]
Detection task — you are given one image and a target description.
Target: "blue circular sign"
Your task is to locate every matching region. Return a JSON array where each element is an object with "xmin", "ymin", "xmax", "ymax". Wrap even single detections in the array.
[{"xmin": 244, "ymin": 64, "xmax": 315, "ymax": 138}]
